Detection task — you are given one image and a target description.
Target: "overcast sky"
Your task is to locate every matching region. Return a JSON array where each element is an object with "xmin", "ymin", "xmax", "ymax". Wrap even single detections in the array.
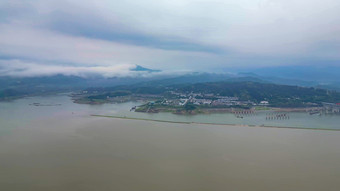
[{"xmin": 0, "ymin": 0, "xmax": 339, "ymax": 77}]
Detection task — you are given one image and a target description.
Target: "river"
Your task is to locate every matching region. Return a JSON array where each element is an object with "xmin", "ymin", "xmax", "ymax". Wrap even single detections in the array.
[{"xmin": 1, "ymin": 94, "xmax": 340, "ymax": 190}]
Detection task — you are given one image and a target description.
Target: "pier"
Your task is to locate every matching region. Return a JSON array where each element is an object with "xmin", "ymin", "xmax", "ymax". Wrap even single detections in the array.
[
  {"xmin": 266, "ymin": 112, "xmax": 290, "ymax": 120},
  {"xmin": 232, "ymin": 109, "xmax": 256, "ymax": 118}
]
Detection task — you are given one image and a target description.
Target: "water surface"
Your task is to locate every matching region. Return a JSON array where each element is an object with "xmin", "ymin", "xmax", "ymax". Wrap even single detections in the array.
[{"xmin": 1, "ymin": 95, "xmax": 340, "ymax": 191}]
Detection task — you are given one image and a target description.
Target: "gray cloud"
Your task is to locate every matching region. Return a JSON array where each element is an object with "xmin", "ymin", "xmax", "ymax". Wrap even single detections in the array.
[
  {"xmin": 0, "ymin": 59, "xmax": 192, "ymax": 78},
  {"xmin": 0, "ymin": 60, "xmax": 135, "ymax": 77},
  {"xmin": 0, "ymin": 0, "xmax": 339, "ymax": 77},
  {"xmin": 0, "ymin": 59, "xmax": 179, "ymax": 78}
]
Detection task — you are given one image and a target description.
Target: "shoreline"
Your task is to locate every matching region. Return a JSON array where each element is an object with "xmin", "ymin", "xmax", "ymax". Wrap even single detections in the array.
[{"xmin": 91, "ymin": 114, "xmax": 340, "ymax": 131}]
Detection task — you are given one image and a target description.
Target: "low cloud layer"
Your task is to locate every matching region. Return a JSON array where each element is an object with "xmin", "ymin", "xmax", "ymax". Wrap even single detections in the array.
[
  {"xmin": 1, "ymin": 0, "xmax": 339, "ymax": 77},
  {"xmin": 0, "ymin": 60, "xmax": 189, "ymax": 78},
  {"xmin": 0, "ymin": 60, "xmax": 144, "ymax": 78}
]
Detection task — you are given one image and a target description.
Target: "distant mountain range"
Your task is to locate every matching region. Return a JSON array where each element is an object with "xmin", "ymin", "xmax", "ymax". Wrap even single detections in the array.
[
  {"xmin": 1, "ymin": 65, "xmax": 340, "ymax": 100},
  {"xmin": 234, "ymin": 65, "xmax": 340, "ymax": 89}
]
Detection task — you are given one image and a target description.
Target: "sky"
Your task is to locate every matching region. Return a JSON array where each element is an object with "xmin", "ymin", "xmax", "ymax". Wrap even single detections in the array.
[{"xmin": 0, "ymin": 0, "xmax": 339, "ymax": 77}]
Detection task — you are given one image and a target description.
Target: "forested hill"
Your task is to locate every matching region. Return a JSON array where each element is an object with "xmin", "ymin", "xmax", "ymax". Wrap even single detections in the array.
[
  {"xmin": 81, "ymin": 81, "xmax": 340, "ymax": 107},
  {"xmin": 175, "ymin": 81, "xmax": 340, "ymax": 107},
  {"xmin": 2, "ymin": 75, "xmax": 340, "ymax": 107}
]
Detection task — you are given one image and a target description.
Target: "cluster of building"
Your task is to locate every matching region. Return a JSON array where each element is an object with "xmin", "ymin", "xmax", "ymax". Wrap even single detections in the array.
[
  {"xmin": 163, "ymin": 91, "xmax": 262, "ymax": 107},
  {"xmin": 322, "ymin": 102, "xmax": 340, "ymax": 113},
  {"xmin": 211, "ymin": 99, "xmax": 255, "ymax": 106},
  {"xmin": 162, "ymin": 99, "xmax": 188, "ymax": 106},
  {"xmin": 169, "ymin": 91, "xmax": 213, "ymax": 98}
]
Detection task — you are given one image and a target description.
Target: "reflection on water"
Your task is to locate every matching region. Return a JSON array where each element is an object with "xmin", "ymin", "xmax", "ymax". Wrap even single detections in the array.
[{"xmin": 1, "ymin": 95, "xmax": 340, "ymax": 191}]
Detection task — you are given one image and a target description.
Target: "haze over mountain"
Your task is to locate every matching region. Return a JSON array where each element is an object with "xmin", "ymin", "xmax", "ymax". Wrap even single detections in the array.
[{"xmin": 1, "ymin": 0, "xmax": 340, "ymax": 98}]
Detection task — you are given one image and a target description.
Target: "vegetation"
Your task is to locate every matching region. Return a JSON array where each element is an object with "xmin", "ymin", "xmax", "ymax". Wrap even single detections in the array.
[
  {"xmin": 176, "ymin": 81, "xmax": 340, "ymax": 107},
  {"xmin": 0, "ymin": 89, "xmax": 26, "ymax": 100},
  {"xmin": 184, "ymin": 103, "xmax": 196, "ymax": 111},
  {"xmin": 79, "ymin": 81, "xmax": 340, "ymax": 107},
  {"xmin": 2, "ymin": 76, "xmax": 340, "ymax": 109}
]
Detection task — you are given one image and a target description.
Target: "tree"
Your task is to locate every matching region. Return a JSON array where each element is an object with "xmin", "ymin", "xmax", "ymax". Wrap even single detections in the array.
[{"xmin": 184, "ymin": 103, "xmax": 196, "ymax": 111}]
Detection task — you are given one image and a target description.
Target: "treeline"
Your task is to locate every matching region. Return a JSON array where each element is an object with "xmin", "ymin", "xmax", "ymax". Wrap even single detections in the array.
[
  {"xmin": 0, "ymin": 89, "xmax": 26, "ymax": 100},
  {"xmin": 3, "ymin": 77, "xmax": 340, "ymax": 108},
  {"xmin": 175, "ymin": 82, "xmax": 340, "ymax": 107},
  {"xmin": 85, "ymin": 81, "xmax": 340, "ymax": 107}
]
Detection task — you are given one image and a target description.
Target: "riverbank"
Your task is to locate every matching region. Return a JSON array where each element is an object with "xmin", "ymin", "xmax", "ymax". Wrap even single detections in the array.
[
  {"xmin": 71, "ymin": 93, "xmax": 326, "ymax": 114},
  {"xmin": 91, "ymin": 114, "xmax": 340, "ymax": 131},
  {"xmin": 134, "ymin": 104, "xmax": 325, "ymax": 115}
]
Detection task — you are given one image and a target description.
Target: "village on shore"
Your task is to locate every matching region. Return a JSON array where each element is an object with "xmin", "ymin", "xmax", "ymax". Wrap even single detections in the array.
[{"xmin": 72, "ymin": 90, "xmax": 340, "ymax": 116}]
